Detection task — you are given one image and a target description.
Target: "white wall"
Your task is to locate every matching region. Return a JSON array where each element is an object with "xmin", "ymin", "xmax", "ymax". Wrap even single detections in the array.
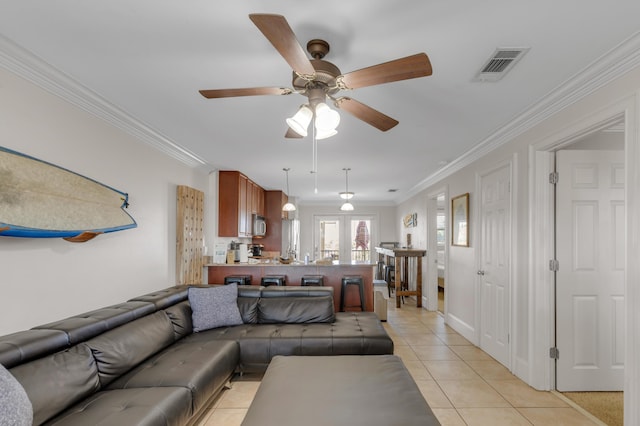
[
  {"xmin": 396, "ymin": 62, "xmax": 640, "ymax": 422},
  {"xmin": 0, "ymin": 67, "xmax": 209, "ymax": 335}
]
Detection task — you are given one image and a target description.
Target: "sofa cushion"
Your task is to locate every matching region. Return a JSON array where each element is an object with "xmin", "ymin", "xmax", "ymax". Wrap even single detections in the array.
[
  {"xmin": 9, "ymin": 343, "xmax": 100, "ymax": 425},
  {"xmin": 188, "ymin": 285, "xmax": 243, "ymax": 332},
  {"xmin": 85, "ymin": 311, "xmax": 175, "ymax": 387},
  {"xmin": 128, "ymin": 286, "xmax": 189, "ymax": 310},
  {"xmin": 109, "ymin": 339, "xmax": 239, "ymax": 413},
  {"xmin": 32, "ymin": 301, "xmax": 156, "ymax": 345},
  {"xmin": 164, "ymin": 301, "xmax": 193, "ymax": 340},
  {"xmin": 0, "ymin": 329, "xmax": 69, "ymax": 369},
  {"xmin": 237, "ymin": 297, "xmax": 259, "ymax": 324},
  {"xmin": 0, "ymin": 362, "xmax": 32, "ymax": 426},
  {"xmin": 258, "ymin": 295, "xmax": 335, "ymax": 324},
  {"xmin": 46, "ymin": 387, "xmax": 192, "ymax": 426},
  {"xmin": 260, "ymin": 286, "xmax": 333, "ymax": 298},
  {"xmin": 237, "ymin": 285, "xmax": 262, "ymax": 298}
]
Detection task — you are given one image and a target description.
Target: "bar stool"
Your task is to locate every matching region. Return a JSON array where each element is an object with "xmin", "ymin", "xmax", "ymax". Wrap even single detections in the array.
[
  {"xmin": 300, "ymin": 275, "xmax": 324, "ymax": 286},
  {"xmin": 340, "ymin": 275, "xmax": 365, "ymax": 312},
  {"xmin": 383, "ymin": 265, "xmax": 395, "ymax": 297},
  {"xmin": 261, "ymin": 275, "xmax": 286, "ymax": 286},
  {"xmin": 224, "ymin": 275, "xmax": 252, "ymax": 285},
  {"xmin": 376, "ymin": 261, "xmax": 386, "ymax": 280},
  {"xmin": 384, "ymin": 265, "xmax": 405, "ymax": 303}
]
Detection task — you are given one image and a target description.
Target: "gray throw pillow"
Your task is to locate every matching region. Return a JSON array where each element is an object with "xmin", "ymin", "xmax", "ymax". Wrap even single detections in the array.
[
  {"xmin": 188, "ymin": 284, "xmax": 244, "ymax": 332},
  {"xmin": 0, "ymin": 363, "xmax": 33, "ymax": 426}
]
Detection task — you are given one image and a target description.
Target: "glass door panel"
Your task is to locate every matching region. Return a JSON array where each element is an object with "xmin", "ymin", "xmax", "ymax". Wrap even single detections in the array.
[
  {"xmin": 351, "ymin": 219, "xmax": 371, "ymax": 262},
  {"xmin": 315, "ymin": 217, "xmax": 340, "ymax": 261}
]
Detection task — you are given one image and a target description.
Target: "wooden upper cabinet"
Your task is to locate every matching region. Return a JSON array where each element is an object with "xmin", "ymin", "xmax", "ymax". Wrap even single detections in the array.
[
  {"xmin": 218, "ymin": 171, "xmax": 265, "ymax": 238},
  {"xmin": 252, "ymin": 183, "xmax": 265, "ymax": 216},
  {"xmin": 238, "ymin": 174, "xmax": 249, "ymax": 236},
  {"xmin": 261, "ymin": 190, "xmax": 290, "ymax": 251}
]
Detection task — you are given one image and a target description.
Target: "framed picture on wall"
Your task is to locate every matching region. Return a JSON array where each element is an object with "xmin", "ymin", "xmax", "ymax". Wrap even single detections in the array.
[{"xmin": 451, "ymin": 193, "xmax": 469, "ymax": 247}]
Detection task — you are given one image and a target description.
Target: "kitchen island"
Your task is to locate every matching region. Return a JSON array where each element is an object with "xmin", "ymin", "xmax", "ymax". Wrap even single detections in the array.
[{"xmin": 206, "ymin": 262, "xmax": 375, "ymax": 312}]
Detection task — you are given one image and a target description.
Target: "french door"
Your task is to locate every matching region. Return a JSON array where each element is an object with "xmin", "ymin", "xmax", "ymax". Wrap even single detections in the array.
[{"xmin": 313, "ymin": 215, "xmax": 375, "ymax": 263}]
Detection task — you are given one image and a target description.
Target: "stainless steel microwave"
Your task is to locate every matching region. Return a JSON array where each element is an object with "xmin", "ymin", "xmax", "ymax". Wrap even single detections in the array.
[{"xmin": 252, "ymin": 214, "xmax": 267, "ymax": 237}]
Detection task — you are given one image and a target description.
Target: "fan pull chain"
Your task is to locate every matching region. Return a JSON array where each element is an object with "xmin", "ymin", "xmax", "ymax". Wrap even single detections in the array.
[{"xmin": 312, "ymin": 118, "xmax": 318, "ymax": 194}]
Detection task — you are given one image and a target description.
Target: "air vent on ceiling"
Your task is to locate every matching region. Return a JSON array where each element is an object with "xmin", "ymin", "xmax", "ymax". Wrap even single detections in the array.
[{"xmin": 474, "ymin": 47, "xmax": 529, "ymax": 82}]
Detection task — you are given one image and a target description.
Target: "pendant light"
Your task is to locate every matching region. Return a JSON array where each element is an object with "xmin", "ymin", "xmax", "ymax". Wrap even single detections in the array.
[
  {"xmin": 282, "ymin": 168, "xmax": 296, "ymax": 212},
  {"xmin": 340, "ymin": 168, "xmax": 354, "ymax": 211}
]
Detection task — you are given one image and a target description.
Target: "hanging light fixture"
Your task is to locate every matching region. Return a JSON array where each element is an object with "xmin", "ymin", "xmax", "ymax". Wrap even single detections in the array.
[
  {"xmin": 314, "ymin": 102, "xmax": 340, "ymax": 133},
  {"xmin": 285, "ymin": 102, "xmax": 339, "ymax": 139},
  {"xmin": 285, "ymin": 96, "xmax": 341, "ymax": 195},
  {"xmin": 282, "ymin": 168, "xmax": 296, "ymax": 212},
  {"xmin": 340, "ymin": 168, "xmax": 354, "ymax": 211},
  {"xmin": 286, "ymin": 105, "xmax": 313, "ymax": 137}
]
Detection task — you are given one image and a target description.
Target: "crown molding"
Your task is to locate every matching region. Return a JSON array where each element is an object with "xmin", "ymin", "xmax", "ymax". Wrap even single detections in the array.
[
  {"xmin": 397, "ymin": 31, "xmax": 640, "ymax": 204},
  {"xmin": 0, "ymin": 34, "xmax": 208, "ymax": 169}
]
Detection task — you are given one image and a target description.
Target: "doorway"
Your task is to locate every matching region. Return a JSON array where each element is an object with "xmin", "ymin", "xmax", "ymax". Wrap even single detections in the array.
[
  {"xmin": 313, "ymin": 214, "xmax": 376, "ymax": 263},
  {"xmin": 427, "ymin": 188, "xmax": 447, "ymax": 313},
  {"xmin": 529, "ymin": 111, "xmax": 631, "ymax": 422},
  {"xmin": 554, "ymin": 133, "xmax": 625, "ymax": 391}
]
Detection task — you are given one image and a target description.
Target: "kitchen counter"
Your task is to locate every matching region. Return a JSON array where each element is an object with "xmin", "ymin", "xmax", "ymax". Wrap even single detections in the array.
[
  {"xmin": 206, "ymin": 261, "xmax": 376, "ymax": 267},
  {"xmin": 206, "ymin": 262, "xmax": 376, "ymax": 312}
]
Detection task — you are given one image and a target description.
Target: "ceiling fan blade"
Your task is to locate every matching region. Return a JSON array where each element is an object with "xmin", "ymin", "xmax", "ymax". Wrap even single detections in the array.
[
  {"xmin": 285, "ymin": 127, "xmax": 304, "ymax": 138},
  {"xmin": 334, "ymin": 97, "xmax": 399, "ymax": 131},
  {"xmin": 249, "ymin": 14, "xmax": 316, "ymax": 78},
  {"xmin": 338, "ymin": 53, "xmax": 432, "ymax": 90},
  {"xmin": 199, "ymin": 87, "xmax": 292, "ymax": 99}
]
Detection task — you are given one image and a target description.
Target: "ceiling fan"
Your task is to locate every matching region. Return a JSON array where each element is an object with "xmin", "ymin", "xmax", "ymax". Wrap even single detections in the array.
[{"xmin": 199, "ymin": 14, "xmax": 433, "ymax": 138}]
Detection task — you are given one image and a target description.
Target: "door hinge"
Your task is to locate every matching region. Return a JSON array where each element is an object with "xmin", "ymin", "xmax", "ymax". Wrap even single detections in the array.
[
  {"xmin": 549, "ymin": 259, "xmax": 559, "ymax": 271},
  {"xmin": 549, "ymin": 172, "xmax": 559, "ymax": 184},
  {"xmin": 550, "ymin": 347, "xmax": 560, "ymax": 359}
]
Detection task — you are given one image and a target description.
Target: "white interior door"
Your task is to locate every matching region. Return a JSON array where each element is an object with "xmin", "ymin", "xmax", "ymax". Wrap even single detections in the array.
[
  {"xmin": 478, "ymin": 164, "xmax": 512, "ymax": 368},
  {"xmin": 556, "ymin": 149, "xmax": 625, "ymax": 391}
]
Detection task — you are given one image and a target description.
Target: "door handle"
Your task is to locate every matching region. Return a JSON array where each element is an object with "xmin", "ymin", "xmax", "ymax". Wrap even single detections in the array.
[{"xmin": 477, "ymin": 270, "xmax": 485, "ymax": 276}]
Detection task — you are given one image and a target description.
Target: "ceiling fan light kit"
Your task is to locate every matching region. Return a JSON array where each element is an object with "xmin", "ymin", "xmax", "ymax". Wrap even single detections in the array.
[
  {"xmin": 199, "ymin": 13, "xmax": 432, "ymax": 137},
  {"xmin": 314, "ymin": 103, "xmax": 339, "ymax": 129},
  {"xmin": 286, "ymin": 105, "xmax": 313, "ymax": 137},
  {"xmin": 285, "ymin": 101, "xmax": 340, "ymax": 138},
  {"xmin": 315, "ymin": 127, "xmax": 337, "ymax": 140}
]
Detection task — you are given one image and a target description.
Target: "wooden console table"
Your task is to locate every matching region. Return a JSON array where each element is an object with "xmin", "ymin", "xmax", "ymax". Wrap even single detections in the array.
[{"xmin": 376, "ymin": 247, "xmax": 427, "ymax": 308}]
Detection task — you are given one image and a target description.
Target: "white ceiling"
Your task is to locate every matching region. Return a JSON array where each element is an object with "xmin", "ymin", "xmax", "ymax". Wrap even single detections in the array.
[{"xmin": 0, "ymin": 1, "xmax": 639, "ymax": 205}]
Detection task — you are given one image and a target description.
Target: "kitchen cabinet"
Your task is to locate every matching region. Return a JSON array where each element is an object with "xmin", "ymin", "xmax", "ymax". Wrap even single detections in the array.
[
  {"xmin": 248, "ymin": 180, "xmax": 265, "ymax": 216},
  {"xmin": 219, "ymin": 171, "xmax": 264, "ymax": 238},
  {"xmin": 260, "ymin": 190, "xmax": 289, "ymax": 251},
  {"xmin": 254, "ymin": 183, "xmax": 265, "ymax": 216}
]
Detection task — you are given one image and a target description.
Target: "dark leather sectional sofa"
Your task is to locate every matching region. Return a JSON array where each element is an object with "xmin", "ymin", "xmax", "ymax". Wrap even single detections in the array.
[{"xmin": 0, "ymin": 285, "xmax": 393, "ymax": 425}]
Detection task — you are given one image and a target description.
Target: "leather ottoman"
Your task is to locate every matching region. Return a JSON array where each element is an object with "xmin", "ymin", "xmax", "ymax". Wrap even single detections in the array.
[{"xmin": 241, "ymin": 355, "xmax": 440, "ymax": 426}]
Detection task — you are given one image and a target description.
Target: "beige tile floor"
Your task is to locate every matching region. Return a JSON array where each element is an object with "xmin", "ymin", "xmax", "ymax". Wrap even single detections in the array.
[{"xmin": 196, "ymin": 297, "xmax": 604, "ymax": 426}]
